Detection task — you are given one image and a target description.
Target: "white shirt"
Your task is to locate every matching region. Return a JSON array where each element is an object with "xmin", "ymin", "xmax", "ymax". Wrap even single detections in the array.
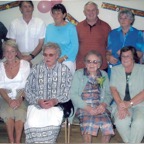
[
  {"xmin": 7, "ymin": 17, "xmax": 46, "ymax": 53},
  {"xmin": 0, "ymin": 60, "xmax": 30, "ymax": 99}
]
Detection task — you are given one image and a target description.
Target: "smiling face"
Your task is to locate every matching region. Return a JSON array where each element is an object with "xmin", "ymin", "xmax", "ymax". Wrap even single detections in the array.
[
  {"xmin": 121, "ymin": 50, "xmax": 134, "ymax": 68},
  {"xmin": 43, "ymin": 48, "xmax": 59, "ymax": 68},
  {"xmin": 51, "ymin": 10, "xmax": 66, "ymax": 25},
  {"xmin": 4, "ymin": 45, "xmax": 17, "ymax": 62},
  {"xmin": 118, "ymin": 14, "xmax": 133, "ymax": 28},
  {"xmin": 85, "ymin": 54, "xmax": 101, "ymax": 75},
  {"xmin": 20, "ymin": 2, "xmax": 34, "ymax": 17},
  {"xmin": 84, "ymin": 3, "xmax": 99, "ymax": 22}
]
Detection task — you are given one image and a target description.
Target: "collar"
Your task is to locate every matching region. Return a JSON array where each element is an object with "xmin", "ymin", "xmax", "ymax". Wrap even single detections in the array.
[
  {"xmin": 83, "ymin": 68, "xmax": 102, "ymax": 77},
  {"xmin": 117, "ymin": 26, "xmax": 134, "ymax": 32},
  {"xmin": 83, "ymin": 17, "xmax": 101, "ymax": 27}
]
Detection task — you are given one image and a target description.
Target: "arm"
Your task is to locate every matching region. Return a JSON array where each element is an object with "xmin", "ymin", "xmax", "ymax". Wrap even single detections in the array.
[
  {"xmin": 0, "ymin": 89, "xmax": 11, "ymax": 103},
  {"xmin": 22, "ymin": 38, "xmax": 44, "ymax": 61},
  {"xmin": 65, "ymin": 24, "xmax": 79, "ymax": 62},
  {"xmin": 70, "ymin": 70, "xmax": 87, "ymax": 109},
  {"xmin": 57, "ymin": 65, "xmax": 73, "ymax": 103},
  {"xmin": 0, "ymin": 22, "xmax": 8, "ymax": 41},
  {"xmin": 25, "ymin": 67, "xmax": 40, "ymax": 105}
]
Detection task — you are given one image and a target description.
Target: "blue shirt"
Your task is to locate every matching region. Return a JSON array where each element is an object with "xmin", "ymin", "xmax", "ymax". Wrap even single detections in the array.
[
  {"xmin": 107, "ymin": 26, "xmax": 143, "ymax": 66},
  {"xmin": 45, "ymin": 22, "xmax": 79, "ymax": 62}
]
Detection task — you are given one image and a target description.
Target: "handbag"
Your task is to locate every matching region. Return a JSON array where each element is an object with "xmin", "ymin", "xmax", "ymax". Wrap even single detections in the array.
[{"xmin": 55, "ymin": 99, "xmax": 74, "ymax": 118}]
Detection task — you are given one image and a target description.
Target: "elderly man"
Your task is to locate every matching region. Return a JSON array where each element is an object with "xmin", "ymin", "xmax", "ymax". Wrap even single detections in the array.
[
  {"xmin": 24, "ymin": 42, "xmax": 73, "ymax": 143},
  {"xmin": 76, "ymin": 1, "xmax": 111, "ymax": 71}
]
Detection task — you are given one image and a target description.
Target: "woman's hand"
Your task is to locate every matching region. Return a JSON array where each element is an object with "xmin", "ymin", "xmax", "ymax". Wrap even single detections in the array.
[
  {"xmin": 109, "ymin": 55, "xmax": 118, "ymax": 64},
  {"xmin": 117, "ymin": 108, "xmax": 130, "ymax": 119},
  {"xmin": 85, "ymin": 105, "xmax": 96, "ymax": 115},
  {"xmin": 38, "ymin": 99, "xmax": 58, "ymax": 109},
  {"xmin": 9, "ymin": 99, "xmax": 21, "ymax": 109},
  {"xmin": 94, "ymin": 103, "xmax": 107, "ymax": 115}
]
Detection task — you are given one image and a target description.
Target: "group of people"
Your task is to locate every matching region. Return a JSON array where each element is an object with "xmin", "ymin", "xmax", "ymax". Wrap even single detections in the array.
[{"xmin": 0, "ymin": 0, "xmax": 144, "ymax": 143}]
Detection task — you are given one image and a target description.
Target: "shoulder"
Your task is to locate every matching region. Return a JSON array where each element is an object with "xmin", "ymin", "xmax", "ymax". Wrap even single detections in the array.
[
  {"xmin": 20, "ymin": 60, "xmax": 30, "ymax": 67},
  {"xmin": 76, "ymin": 20, "xmax": 86, "ymax": 28},
  {"xmin": 10, "ymin": 18, "xmax": 21, "ymax": 25},
  {"xmin": 33, "ymin": 17, "xmax": 44, "ymax": 23},
  {"xmin": 100, "ymin": 70, "xmax": 108, "ymax": 77},
  {"xmin": 74, "ymin": 69, "xmax": 84, "ymax": 77},
  {"xmin": 46, "ymin": 23, "xmax": 54, "ymax": 28},
  {"xmin": 134, "ymin": 64, "xmax": 144, "ymax": 70}
]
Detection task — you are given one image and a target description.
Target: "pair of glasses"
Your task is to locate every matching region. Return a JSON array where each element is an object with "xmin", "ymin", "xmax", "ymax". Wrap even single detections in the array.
[
  {"xmin": 43, "ymin": 53, "xmax": 55, "ymax": 57},
  {"xmin": 86, "ymin": 60, "xmax": 101, "ymax": 64},
  {"xmin": 121, "ymin": 55, "xmax": 132, "ymax": 59}
]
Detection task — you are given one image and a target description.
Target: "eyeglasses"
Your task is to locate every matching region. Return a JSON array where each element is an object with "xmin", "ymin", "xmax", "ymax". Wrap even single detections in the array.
[
  {"xmin": 121, "ymin": 55, "xmax": 132, "ymax": 59},
  {"xmin": 86, "ymin": 60, "xmax": 101, "ymax": 64},
  {"xmin": 43, "ymin": 53, "xmax": 55, "ymax": 57}
]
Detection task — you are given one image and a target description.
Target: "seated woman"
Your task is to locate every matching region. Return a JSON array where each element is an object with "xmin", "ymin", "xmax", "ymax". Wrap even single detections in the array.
[
  {"xmin": 0, "ymin": 40, "xmax": 30, "ymax": 143},
  {"xmin": 110, "ymin": 46, "xmax": 144, "ymax": 143},
  {"xmin": 24, "ymin": 42, "xmax": 73, "ymax": 143},
  {"xmin": 69, "ymin": 50, "xmax": 114, "ymax": 143}
]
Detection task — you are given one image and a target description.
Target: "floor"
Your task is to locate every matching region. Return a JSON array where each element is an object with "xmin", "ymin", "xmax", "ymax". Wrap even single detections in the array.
[{"xmin": 0, "ymin": 120, "xmax": 124, "ymax": 143}]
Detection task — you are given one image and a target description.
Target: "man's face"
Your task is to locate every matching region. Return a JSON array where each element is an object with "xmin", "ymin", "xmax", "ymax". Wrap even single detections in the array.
[
  {"xmin": 84, "ymin": 4, "xmax": 99, "ymax": 21},
  {"xmin": 20, "ymin": 2, "xmax": 34, "ymax": 16}
]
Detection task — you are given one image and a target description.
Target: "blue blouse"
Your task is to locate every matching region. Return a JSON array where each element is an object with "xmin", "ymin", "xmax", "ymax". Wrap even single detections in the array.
[
  {"xmin": 44, "ymin": 22, "xmax": 79, "ymax": 62},
  {"xmin": 107, "ymin": 26, "xmax": 143, "ymax": 66}
]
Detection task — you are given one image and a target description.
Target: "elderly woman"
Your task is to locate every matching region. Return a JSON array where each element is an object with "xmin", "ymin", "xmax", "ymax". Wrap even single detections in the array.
[
  {"xmin": 24, "ymin": 42, "xmax": 72, "ymax": 143},
  {"xmin": 0, "ymin": 40, "xmax": 30, "ymax": 143},
  {"xmin": 44, "ymin": 3, "xmax": 79, "ymax": 75},
  {"xmin": 69, "ymin": 50, "xmax": 114, "ymax": 143},
  {"xmin": 110, "ymin": 46, "xmax": 144, "ymax": 143},
  {"xmin": 106, "ymin": 9, "xmax": 143, "ymax": 77}
]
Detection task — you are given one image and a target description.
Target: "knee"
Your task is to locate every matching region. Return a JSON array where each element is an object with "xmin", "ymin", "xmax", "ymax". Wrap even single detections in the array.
[{"xmin": 132, "ymin": 118, "xmax": 144, "ymax": 129}]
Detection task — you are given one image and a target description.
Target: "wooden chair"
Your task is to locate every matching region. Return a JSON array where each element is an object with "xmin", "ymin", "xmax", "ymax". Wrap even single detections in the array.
[
  {"xmin": 67, "ymin": 116, "xmax": 80, "ymax": 143},
  {"xmin": 61, "ymin": 118, "xmax": 68, "ymax": 143}
]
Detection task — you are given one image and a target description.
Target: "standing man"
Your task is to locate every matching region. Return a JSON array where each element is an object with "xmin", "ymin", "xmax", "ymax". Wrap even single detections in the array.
[
  {"xmin": 76, "ymin": 1, "xmax": 111, "ymax": 71},
  {"xmin": 7, "ymin": 1, "xmax": 46, "ymax": 66},
  {"xmin": 0, "ymin": 22, "xmax": 8, "ymax": 59}
]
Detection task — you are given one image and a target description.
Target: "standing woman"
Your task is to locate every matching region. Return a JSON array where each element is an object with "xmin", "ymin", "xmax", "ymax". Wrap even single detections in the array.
[
  {"xmin": 69, "ymin": 50, "xmax": 114, "ymax": 143},
  {"xmin": 45, "ymin": 3, "xmax": 79, "ymax": 75},
  {"xmin": 110, "ymin": 46, "xmax": 144, "ymax": 143},
  {"xmin": 0, "ymin": 40, "xmax": 30, "ymax": 143},
  {"xmin": 106, "ymin": 9, "xmax": 143, "ymax": 77}
]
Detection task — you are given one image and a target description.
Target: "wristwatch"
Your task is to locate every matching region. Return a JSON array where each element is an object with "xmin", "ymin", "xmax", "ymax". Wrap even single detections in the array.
[{"xmin": 30, "ymin": 54, "xmax": 35, "ymax": 59}]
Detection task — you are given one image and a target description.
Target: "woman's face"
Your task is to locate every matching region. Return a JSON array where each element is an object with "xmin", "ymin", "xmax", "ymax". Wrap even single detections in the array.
[
  {"xmin": 51, "ymin": 10, "xmax": 66, "ymax": 25},
  {"xmin": 121, "ymin": 50, "xmax": 134, "ymax": 68},
  {"xmin": 43, "ymin": 48, "xmax": 59, "ymax": 68},
  {"xmin": 119, "ymin": 14, "xmax": 132, "ymax": 28},
  {"xmin": 4, "ymin": 45, "xmax": 17, "ymax": 61},
  {"xmin": 85, "ymin": 54, "xmax": 101, "ymax": 74}
]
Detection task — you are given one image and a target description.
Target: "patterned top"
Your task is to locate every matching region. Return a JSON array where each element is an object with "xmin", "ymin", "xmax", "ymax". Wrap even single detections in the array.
[{"xmin": 25, "ymin": 61, "xmax": 72, "ymax": 106}]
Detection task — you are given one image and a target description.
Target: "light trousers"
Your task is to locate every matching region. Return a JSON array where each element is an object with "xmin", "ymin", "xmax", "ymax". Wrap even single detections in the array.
[{"xmin": 113, "ymin": 106, "xmax": 144, "ymax": 143}]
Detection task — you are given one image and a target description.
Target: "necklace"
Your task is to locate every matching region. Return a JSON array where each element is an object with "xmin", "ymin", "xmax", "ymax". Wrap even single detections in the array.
[{"xmin": 5, "ymin": 60, "xmax": 19, "ymax": 70}]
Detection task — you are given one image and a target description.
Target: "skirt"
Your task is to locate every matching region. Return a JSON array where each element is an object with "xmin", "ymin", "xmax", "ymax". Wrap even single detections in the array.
[{"xmin": 24, "ymin": 105, "xmax": 63, "ymax": 143}]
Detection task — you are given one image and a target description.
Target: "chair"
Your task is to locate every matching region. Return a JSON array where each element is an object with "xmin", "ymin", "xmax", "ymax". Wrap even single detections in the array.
[
  {"xmin": 67, "ymin": 116, "xmax": 80, "ymax": 143},
  {"xmin": 61, "ymin": 118, "xmax": 68, "ymax": 143}
]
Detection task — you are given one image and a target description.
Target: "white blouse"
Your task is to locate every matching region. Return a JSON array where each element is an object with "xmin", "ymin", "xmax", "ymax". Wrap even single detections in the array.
[{"xmin": 0, "ymin": 60, "xmax": 30, "ymax": 99}]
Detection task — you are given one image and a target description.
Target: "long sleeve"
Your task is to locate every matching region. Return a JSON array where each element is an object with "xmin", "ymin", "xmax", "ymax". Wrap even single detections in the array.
[{"xmin": 70, "ymin": 70, "xmax": 87, "ymax": 109}]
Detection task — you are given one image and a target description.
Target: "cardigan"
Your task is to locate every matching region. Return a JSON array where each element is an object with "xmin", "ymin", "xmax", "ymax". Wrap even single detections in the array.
[{"xmin": 69, "ymin": 69, "xmax": 112, "ymax": 123}]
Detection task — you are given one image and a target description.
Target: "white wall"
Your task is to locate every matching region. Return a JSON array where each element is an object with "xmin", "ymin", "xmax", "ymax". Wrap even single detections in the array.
[{"xmin": 0, "ymin": 0, "xmax": 144, "ymax": 30}]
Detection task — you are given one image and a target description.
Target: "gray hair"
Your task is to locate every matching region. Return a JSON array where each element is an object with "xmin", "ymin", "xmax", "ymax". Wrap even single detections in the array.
[
  {"xmin": 43, "ymin": 42, "xmax": 61, "ymax": 57},
  {"xmin": 84, "ymin": 1, "xmax": 98, "ymax": 10},
  {"xmin": 118, "ymin": 9, "xmax": 135, "ymax": 25},
  {"xmin": 84, "ymin": 50, "xmax": 102, "ymax": 66},
  {"xmin": 2, "ymin": 40, "xmax": 18, "ymax": 52}
]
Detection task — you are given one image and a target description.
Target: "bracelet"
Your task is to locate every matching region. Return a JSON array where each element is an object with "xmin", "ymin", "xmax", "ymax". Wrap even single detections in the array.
[
  {"xmin": 130, "ymin": 101, "xmax": 134, "ymax": 107},
  {"xmin": 21, "ymin": 95, "xmax": 25, "ymax": 101},
  {"xmin": 30, "ymin": 54, "xmax": 35, "ymax": 59}
]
